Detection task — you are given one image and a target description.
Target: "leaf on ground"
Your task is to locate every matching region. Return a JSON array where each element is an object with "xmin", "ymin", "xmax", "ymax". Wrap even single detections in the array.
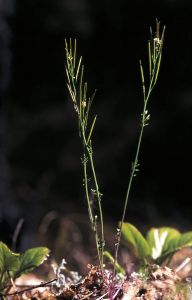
[
  {"xmin": 0, "ymin": 242, "xmax": 19, "ymax": 273},
  {"xmin": 121, "ymin": 223, "xmax": 150, "ymax": 261},
  {"xmin": 146, "ymin": 227, "xmax": 180, "ymax": 260},
  {"xmin": 103, "ymin": 251, "xmax": 125, "ymax": 275},
  {"xmin": 15, "ymin": 247, "xmax": 49, "ymax": 278},
  {"xmin": 160, "ymin": 231, "xmax": 192, "ymax": 263}
]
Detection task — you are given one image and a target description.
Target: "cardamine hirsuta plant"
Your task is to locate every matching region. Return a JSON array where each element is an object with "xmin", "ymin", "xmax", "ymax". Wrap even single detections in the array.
[
  {"xmin": 65, "ymin": 20, "xmax": 192, "ymax": 277},
  {"xmin": 1, "ymin": 19, "xmax": 192, "ymax": 300},
  {"xmin": 65, "ymin": 39, "xmax": 104, "ymax": 269},
  {"xmin": 65, "ymin": 20, "xmax": 169, "ymax": 269}
]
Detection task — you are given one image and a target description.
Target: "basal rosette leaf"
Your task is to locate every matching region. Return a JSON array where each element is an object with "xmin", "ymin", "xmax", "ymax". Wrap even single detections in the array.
[
  {"xmin": 14, "ymin": 247, "xmax": 49, "ymax": 278},
  {"xmin": 0, "ymin": 242, "xmax": 19, "ymax": 274},
  {"xmin": 103, "ymin": 251, "xmax": 125, "ymax": 275},
  {"xmin": 158, "ymin": 231, "xmax": 192, "ymax": 264},
  {"xmin": 177, "ymin": 231, "xmax": 192, "ymax": 248},
  {"xmin": 146, "ymin": 227, "xmax": 180, "ymax": 261},
  {"xmin": 122, "ymin": 223, "xmax": 150, "ymax": 261}
]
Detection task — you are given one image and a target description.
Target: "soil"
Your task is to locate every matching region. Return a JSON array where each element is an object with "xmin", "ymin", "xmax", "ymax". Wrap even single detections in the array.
[{"xmin": 7, "ymin": 264, "xmax": 192, "ymax": 300}]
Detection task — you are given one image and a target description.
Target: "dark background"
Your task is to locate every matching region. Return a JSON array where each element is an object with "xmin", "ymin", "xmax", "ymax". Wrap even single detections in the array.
[{"xmin": 1, "ymin": 0, "xmax": 192, "ymax": 251}]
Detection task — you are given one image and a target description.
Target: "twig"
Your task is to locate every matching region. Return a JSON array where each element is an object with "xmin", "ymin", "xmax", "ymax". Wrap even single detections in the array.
[
  {"xmin": 5, "ymin": 278, "xmax": 57, "ymax": 296},
  {"xmin": 5, "ymin": 271, "xmax": 17, "ymax": 295},
  {"xmin": 96, "ymin": 291, "xmax": 109, "ymax": 300},
  {"xmin": 80, "ymin": 291, "xmax": 94, "ymax": 300},
  {"xmin": 175, "ymin": 257, "xmax": 191, "ymax": 273},
  {"xmin": 112, "ymin": 288, "xmax": 121, "ymax": 300}
]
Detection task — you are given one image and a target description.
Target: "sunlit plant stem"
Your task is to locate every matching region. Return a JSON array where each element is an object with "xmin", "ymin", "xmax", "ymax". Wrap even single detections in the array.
[
  {"xmin": 65, "ymin": 20, "xmax": 165, "ymax": 274},
  {"xmin": 65, "ymin": 40, "xmax": 105, "ymax": 269},
  {"xmin": 113, "ymin": 19, "xmax": 165, "ymax": 273}
]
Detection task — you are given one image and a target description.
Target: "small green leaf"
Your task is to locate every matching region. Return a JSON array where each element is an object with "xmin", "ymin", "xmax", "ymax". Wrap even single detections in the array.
[
  {"xmin": 160, "ymin": 231, "xmax": 192, "ymax": 264},
  {"xmin": 146, "ymin": 227, "xmax": 180, "ymax": 260},
  {"xmin": 103, "ymin": 251, "xmax": 125, "ymax": 275},
  {"xmin": 177, "ymin": 231, "xmax": 192, "ymax": 248},
  {"xmin": 122, "ymin": 223, "xmax": 150, "ymax": 261},
  {"xmin": 15, "ymin": 247, "xmax": 49, "ymax": 278},
  {"xmin": 0, "ymin": 242, "xmax": 19, "ymax": 273}
]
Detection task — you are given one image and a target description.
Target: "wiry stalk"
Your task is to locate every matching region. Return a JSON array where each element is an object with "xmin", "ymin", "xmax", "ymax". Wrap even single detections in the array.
[
  {"xmin": 65, "ymin": 39, "xmax": 105, "ymax": 269},
  {"xmin": 113, "ymin": 20, "xmax": 165, "ymax": 275}
]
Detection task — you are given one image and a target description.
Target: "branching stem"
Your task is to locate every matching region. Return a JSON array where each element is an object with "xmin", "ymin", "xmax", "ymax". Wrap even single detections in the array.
[
  {"xmin": 113, "ymin": 20, "xmax": 165, "ymax": 278},
  {"xmin": 65, "ymin": 40, "xmax": 105, "ymax": 270}
]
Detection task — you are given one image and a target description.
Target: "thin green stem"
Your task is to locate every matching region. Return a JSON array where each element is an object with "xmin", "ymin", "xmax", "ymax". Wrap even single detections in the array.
[
  {"xmin": 65, "ymin": 39, "xmax": 105, "ymax": 268},
  {"xmin": 88, "ymin": 149, "xmax": 104, "ymax": 268},
  {"xmin": 113, "ymin": 102, "xmax": 146, "ymax": 276},
  {"xmin": 113, "ymin": 87, "xmax": 153, "ymax": 275},
  {"xmin": 112, "ymin": 21, "xmax": 165, "ymax": 279},
  {"xmin": 81, "ymin": 124, "xmax": 104, "ymax": 268},
  {"xmin": 83, "ymin": 153, "xmax": 94, "ymax": 227},
  {"xmin": 81, "ymin": 129, "xmax": 103, "ymax": 267}
]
